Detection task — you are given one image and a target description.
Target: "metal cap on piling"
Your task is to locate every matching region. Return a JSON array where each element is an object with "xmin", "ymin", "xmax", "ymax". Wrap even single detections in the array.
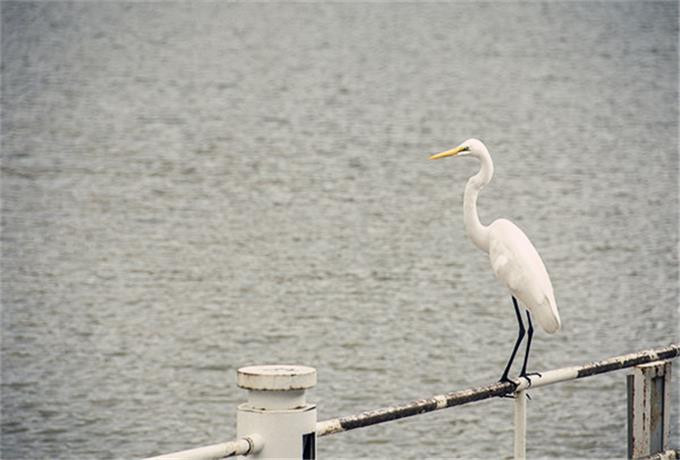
[
  {"xmin": 237, "ymin": 365, "xmax": 317, "ymax": 391},
  {"xmin": 238, "ymin": 365, "xmax": 316, "ymax": 411},
  {"xmin": 237, "ymin": 365, "xmax": 317, "ymax": 459}
]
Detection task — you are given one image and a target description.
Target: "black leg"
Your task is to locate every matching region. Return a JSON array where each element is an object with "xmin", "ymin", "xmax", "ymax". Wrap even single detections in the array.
[
  {"xmin": 520, "ymin": 311, "xmax": 534, "ymax": 377},
  {"xmin": 499, "ymin": 297, "xmax": 525, "ymax": 383},
  {"xmin": 519, "ymin": 311, "xmax": 543, "ymax": 388}
]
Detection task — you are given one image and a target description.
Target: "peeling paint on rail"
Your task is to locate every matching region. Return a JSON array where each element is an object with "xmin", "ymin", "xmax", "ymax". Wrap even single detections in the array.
[
  {"xmin": 319, "ymin": 380, "xmax": 516, "ymax": 436},
  {"xmin": 316, "ymin": 344, "xmax": 680, "ymax": 437},
  {"xmin": 576, "ymin": 346, "xmax": 680, "ymax": 378}
]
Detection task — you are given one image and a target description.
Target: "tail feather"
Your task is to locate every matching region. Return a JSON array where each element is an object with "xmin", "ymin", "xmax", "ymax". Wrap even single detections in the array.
[{"xmin": 532, "ymin": 295, "xmax": 561, "ymax": 334}]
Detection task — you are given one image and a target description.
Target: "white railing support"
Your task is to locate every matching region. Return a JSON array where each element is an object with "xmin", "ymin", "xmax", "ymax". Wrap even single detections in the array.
[
  {"xmin": 627, "ymin": 360, "xmax": 672, "ymax": 459},
  {"xmin": 514, "ymin": 389, "xmax": 527, "ymax": 460},
  {"xmin": 144, "ymin": 436, "xmax": 262, "ymax": 460},
  {"xmin": 237, "ymin": 365, "xmax": 317, "ymax": 459}
]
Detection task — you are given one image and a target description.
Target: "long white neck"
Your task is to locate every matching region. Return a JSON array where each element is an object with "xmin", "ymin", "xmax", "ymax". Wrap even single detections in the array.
[{"xmin": 464, "ymin": 148, "xmax": 494, "ymax": 252}]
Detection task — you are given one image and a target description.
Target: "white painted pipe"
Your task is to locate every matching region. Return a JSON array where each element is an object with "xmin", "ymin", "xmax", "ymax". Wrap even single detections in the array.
[
  {"xmin": 144, "ymin": 435, "xmax": 262, "ymax": 460},
  {"xmin": 513, "ymin": 366, "xmax": 580, "ymax": 392},
  {"xmin": 513, "ymin": 390, "xmax": 526, "ymax": 460}
]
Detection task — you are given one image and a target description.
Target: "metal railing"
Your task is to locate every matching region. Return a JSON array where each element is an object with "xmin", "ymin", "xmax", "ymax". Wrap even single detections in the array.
[
  {"xmin": 145, "ymin": 343, "xmax": 679, "ymax": 460},
  {"xmin": 146, "ymin": 438, "xmax": 257, "ymax": 460}
]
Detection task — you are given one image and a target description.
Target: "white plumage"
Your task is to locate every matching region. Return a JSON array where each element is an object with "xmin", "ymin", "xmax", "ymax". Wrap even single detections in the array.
[
  {"xmin": 431, "ymin": 138, "xmax": 560, "ymax": 382},
  {"xmin": 488, "ymin": 218, "xmax": 560, "ymax": 334}
]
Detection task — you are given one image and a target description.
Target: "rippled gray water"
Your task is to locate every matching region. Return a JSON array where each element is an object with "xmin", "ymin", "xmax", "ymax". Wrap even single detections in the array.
[{"xmin": 2, "ymin": 2, "xmax": 678, "ymax": 459}]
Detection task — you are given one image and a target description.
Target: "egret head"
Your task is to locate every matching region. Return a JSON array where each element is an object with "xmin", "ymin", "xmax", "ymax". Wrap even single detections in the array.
[{"xmin": 429, "ymin": 138, "xmax": 487, "ymax": 160}]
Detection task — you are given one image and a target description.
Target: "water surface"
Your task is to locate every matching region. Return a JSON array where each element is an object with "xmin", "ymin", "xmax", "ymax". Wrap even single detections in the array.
[{"xmin": 1, "ymin": 2, "xmax": 678, "ymax": 459}]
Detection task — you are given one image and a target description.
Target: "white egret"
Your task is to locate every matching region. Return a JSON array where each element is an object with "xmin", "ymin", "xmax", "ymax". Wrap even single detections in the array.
[{"xmin": 430, "ymin": 138, "xmax": 560, "ymax": 383}]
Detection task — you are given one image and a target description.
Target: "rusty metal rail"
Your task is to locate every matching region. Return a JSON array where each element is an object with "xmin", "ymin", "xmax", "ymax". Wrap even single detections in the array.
[
  {"xmin": 315, "ymin": 343, "xmax": 680, "ymax": 437},
  {"xmin": 144, "ymin": 344, "xmax": 678, "ymax": 459}
]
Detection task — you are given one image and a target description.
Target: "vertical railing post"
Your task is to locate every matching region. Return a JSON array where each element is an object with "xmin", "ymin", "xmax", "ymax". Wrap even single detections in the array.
[
  {"xmin": 627, "ymin": 360, "xmax": 672, "ymax": 459},
  {"xmin": 514, "ymin": 389, "xmax": 526, "ymax": 460},
  {"xmin": 237, "ymin": 365, "xmax": 317, "ymax": 459}
]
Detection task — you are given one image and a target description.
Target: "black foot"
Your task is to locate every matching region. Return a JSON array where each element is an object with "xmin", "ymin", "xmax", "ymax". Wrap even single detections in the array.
[
  {"xmin": 524, "ymin": 371, "xmax": 542, "ymax": 378},
  {"xmin": 502, "ymin": 388, "xmax": 533, "ymax": 400},
  {"xmin": 499, "ymin": 375, "xmax": 517, "ymax": 385},
  {"xmin": 519, "ymin": 371, "xmax": 542, "ymax": 387},
  {"xmin": 498, "ymin": 375, "xmax": 518, "ymax": 398}
]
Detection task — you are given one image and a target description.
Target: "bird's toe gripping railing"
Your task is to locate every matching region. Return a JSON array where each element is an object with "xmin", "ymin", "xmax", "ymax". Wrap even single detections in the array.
[{"xmin": 144, "ymin": 344, "xmax": 679, "ymax": 460}]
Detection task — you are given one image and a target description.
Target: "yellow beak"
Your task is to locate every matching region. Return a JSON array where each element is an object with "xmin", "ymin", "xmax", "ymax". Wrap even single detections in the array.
[{"xmin": 429, "ymin": 145, "xmax": 468, "ymax": 160}]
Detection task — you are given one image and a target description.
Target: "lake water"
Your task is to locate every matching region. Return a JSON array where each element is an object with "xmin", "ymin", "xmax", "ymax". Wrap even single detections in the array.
[{"xmin": 1, "ymin": 2, "xmax": 678, "ymax": 459}]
